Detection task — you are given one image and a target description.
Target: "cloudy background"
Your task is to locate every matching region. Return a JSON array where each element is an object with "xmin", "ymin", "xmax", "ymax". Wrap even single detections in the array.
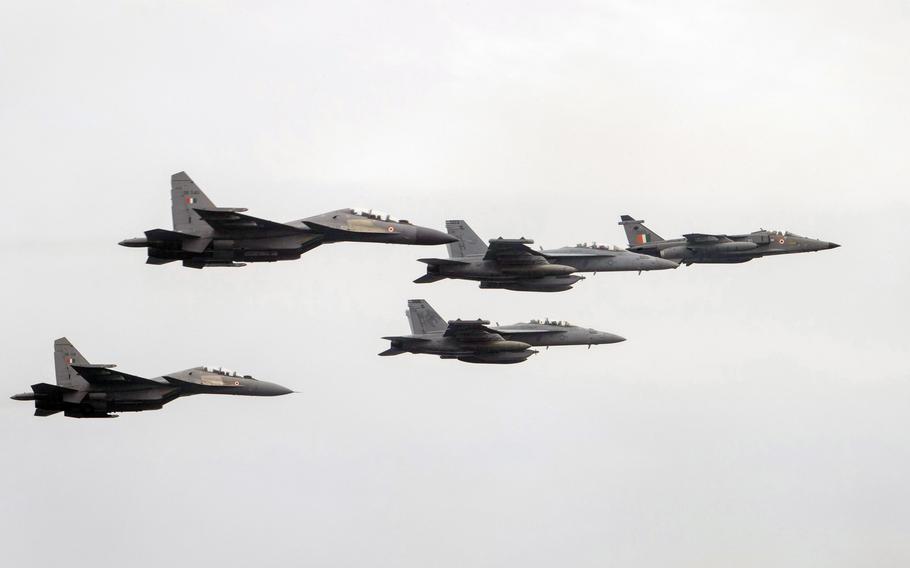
[{"xmin": 1, "ymin": 1, "xmax": 907, "ymax": 566}]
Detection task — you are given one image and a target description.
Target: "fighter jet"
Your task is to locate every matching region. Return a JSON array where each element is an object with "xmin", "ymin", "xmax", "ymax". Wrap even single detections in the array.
[
  {"xmin": 10, "ymin": 338, "xmax": 293, "ymax": 418},
  {"xmin": 379, "ymin": 300, "xmax": 625, "ymax": 364},
  {"xmin": 619, "ymin": 215, "xmax": 840, "ymax": 265},
  {"xmin": 119, "ymin": 172, "xmax": 456, "ymax": 268},
  {"xmin": 414, "ymin": 220, "xmax": 678, "ymax": 292}
]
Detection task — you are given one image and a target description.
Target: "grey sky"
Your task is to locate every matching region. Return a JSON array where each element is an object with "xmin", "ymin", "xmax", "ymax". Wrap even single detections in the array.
[{"xmin": 1, "ymin": 1, "xmax": 907, "ymax": 567}]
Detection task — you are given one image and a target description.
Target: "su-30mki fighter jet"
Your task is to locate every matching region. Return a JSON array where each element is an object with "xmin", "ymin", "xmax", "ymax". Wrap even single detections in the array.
[
  {"xmin": 10, "ymin": 338, "xmax": 293, "ymax": 418},
  {"xmin": 619, "ymin": 215, "xmax": 840, "ymax": 266},
  {"xmin": 414, "ymin": 220, "xmax": 678, "ymax": 292},
  {"xmin": 120, "ymin": 172, "xmax": 456, "ymax": 268},
  {"xmin": 380, "ymin": 300, "xmax": 625, "ymax": 364}
]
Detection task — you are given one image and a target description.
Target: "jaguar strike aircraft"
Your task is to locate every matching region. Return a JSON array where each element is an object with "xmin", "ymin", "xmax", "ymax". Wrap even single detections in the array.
[
  {"xmin": 10, "ymin": 338, "xmax": 293, "ymax": 418},
  {"xmin": 379, "ymin": 300, "xmax": 625, "ymax": 364},
  {"xmin": 619, "ymin": 215, "xmax": 840, "ymax": 265},
  {"xmin": 414, "ymin": 220, "xmax": 678, "ymax": 292},
  {"xmin": 120, "ymin": 172, "xmax": 455, "ymax": 268}
]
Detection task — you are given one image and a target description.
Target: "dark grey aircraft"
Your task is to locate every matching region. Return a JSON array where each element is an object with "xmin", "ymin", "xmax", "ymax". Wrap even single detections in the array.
[
  {"xmin": 380, "ymin": 300, "xmax": 625, "ymax": 364},
  {"xmin": 10, "ymin": 338, "xmax": 292, "ymax": 418},
  {"xmin": 414, "ymin": 220, "xmax": 678, "ymax": 292},
  {"xmin": 618, "ymin": 215, "xmax": 840, "ymax": 265},
  {"xmin": 120, "ymin": 172, "xmax": 456, "ymax": 268}
]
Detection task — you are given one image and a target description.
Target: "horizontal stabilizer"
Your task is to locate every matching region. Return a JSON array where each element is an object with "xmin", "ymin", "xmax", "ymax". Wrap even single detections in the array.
[
  {"xmin": 378, "ymin": 348, "xmax": 406, "ymax": 356},
  {"xmin": 145, "ymin": 228, "xmax": 198, "ymax": 242},
  {"xmin": 31, "ymin": 382, "xmax": 85, "ymax": 404},
  {"xmin": 34, "ymin": 408, "xmax": 62, "ymax": 417},
  {"xmin": 146, "ymin": 257, "xmax": 177, "ymax": 265},
  {"xmin": 32, "ymin": 382, "xmax": 76, "ymax": 395},
  {"xmin": 414, "ymin": 273, "xmax": 446, "ymax": 284},
  {"xmin": 381, "ymin": 336, "xmax": 430, "ymax": 343},
  {"xmin": 416, "ymin": 258, "xmax": 469, "ymax": 266}
]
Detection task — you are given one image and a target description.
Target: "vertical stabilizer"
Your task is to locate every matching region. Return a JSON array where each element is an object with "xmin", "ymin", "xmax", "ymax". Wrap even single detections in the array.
[
  {"xmin": 54, "ymin": 338, "xmax": 90, "ymax": 388},
  {"xmin": 445, "ymin": 220, "xmax": 488, "ymax": 258},
  {"xmin": 171, "ymin": 171, "xmax": 216, "ymax": 234},
  {"xmin": 406, "ymin": 300, "xmax": 447, "ymax": 334},
  {"xmin": 619, "ymin": 215, "xmax": 664, "ymax": 246}
]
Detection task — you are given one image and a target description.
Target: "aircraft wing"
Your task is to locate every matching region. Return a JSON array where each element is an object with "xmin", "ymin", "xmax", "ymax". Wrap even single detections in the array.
[
  {"xmin": 483, "ymin": 239, "xmax": 547, "ymax": 263},
  {"xmin": 443, "ymin": 320, "xmax": 503, "ymax": 342},
  {"xmin": 683, "ymin": 233, "xmax": 733, "ymax": 244},
  {"xmin": 70, "ymin": 365, "xmax": 163, "ymax": 386},
  {"xmin": 193, "ymin": 208, "xmax": 308, "ymax": 237}
]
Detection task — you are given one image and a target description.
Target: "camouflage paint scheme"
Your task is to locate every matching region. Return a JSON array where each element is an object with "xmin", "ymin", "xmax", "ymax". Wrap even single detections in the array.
[
  {"xmin": 120, "ymin": 172, "xmax": 455, "ymax": 268},
  {"xmin": 380, "ymin": 300, "xmax": 625, "ymax": 364},
  {"xmin": 10, "ymin": 338, "xmax": 292, "ymax": 418},
  {"xmin": 415, "ymin": 220, "xmax": 677, "ymax": 292},
  {"xmin": 619, "ymin": 215, "xmax": 840, "ymax": 265}
]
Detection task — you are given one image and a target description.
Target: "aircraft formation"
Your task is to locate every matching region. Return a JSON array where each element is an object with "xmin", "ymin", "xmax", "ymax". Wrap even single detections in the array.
[{"xmin": 13, "ymin": 171, "xmax": 840, "ymax": 417}]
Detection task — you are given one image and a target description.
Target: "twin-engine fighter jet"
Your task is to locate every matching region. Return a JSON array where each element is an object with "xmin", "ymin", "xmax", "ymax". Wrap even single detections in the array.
[
  {"xmin": 619, "ymin": 215, "xmax": 840, "ymax": 265},
  {"xmin": 415, "ymin": 220, "xmax": 678, "ymax": 292},
  {"xmin": 10, "ymin": 338, "xmax": 292, "ymax": 418},
  {"xmin": 120, "ymin": 172, "xmax": 456, "ymax": 268},
  {"xmin": 380, "ymin": 300, "xmax": 625, "ymax": 364}
]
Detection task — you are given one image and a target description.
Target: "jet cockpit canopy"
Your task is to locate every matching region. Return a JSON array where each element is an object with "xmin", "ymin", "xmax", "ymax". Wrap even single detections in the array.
[
  {"xmin": 575, "ymin": 242, "xmax": 622, "ymax": 251},
  {"xmin": 530, "ymin": 318, "xmax": 572, "ymax": 327},
  {"xmin": 350, "ymin": 208, "xmax": 411, "ymax": 224},
  {"xmin": 203, "ymin": 366, "xmax": 254, "ymax": 379}
]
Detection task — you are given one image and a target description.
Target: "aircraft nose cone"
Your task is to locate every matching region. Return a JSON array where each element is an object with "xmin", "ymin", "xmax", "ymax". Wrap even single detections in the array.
[
  {"xmin": 415, "ymin": 227, "xmax": 458, "ymax": 245},
  {"xmin": 600, "ymin": 332, "xmax": 626, "ymax": 344},
  {"xmin": 827, "ymin": 242, "xmax": 840, "ymax": 249},
  {"xmin": 255, "ymin": 381, "xmax": 294, "ymax": 396},
  {"xmin": 652, "ymin": 257, "xmax": 679, "ymax": 270}
]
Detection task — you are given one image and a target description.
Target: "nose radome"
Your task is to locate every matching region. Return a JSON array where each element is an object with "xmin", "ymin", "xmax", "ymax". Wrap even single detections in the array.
[
  {"xmin": 255, "ymin": 381, "xmax": 293, "ymax": 396},
  {"xmin": 827, "ymin": 242, "xmax": 840, "ymax": 249},
  {"xmin": 643, "ymin": 256, "xmax": 678, "ymax": 269},
  {"xmin": 415, "ymin": 227, "xmax": 458, "ymax": 245},
  {"xmin": 596, "ymin": 332, "xmax": 626, "ymax": 344}
]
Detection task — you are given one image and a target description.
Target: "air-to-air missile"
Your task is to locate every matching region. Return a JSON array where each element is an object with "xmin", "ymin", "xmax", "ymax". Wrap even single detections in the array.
[
  {"xmin": 119, "ymin": 171, "xmax": 455, "ymax": 268},
  {"xmin": 414, "ymin": 220, "xmax": 677, "ymax": 292},
  {"xmin": 10, "ymin": 338, "xmax": 292, "ymax": 418},
  {"xmin": 379, "ymin": 300, "xmax": 625, "ymax": 364},
  {"xmin": 619, "ymin": 215, "xmax": 840, "ymax": 265}
]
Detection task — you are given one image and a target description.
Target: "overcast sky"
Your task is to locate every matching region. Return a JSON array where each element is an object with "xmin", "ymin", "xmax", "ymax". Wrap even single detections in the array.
[{"xmin": 1, "ymin": 1, "xmax": 908, "ymax": 567}]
